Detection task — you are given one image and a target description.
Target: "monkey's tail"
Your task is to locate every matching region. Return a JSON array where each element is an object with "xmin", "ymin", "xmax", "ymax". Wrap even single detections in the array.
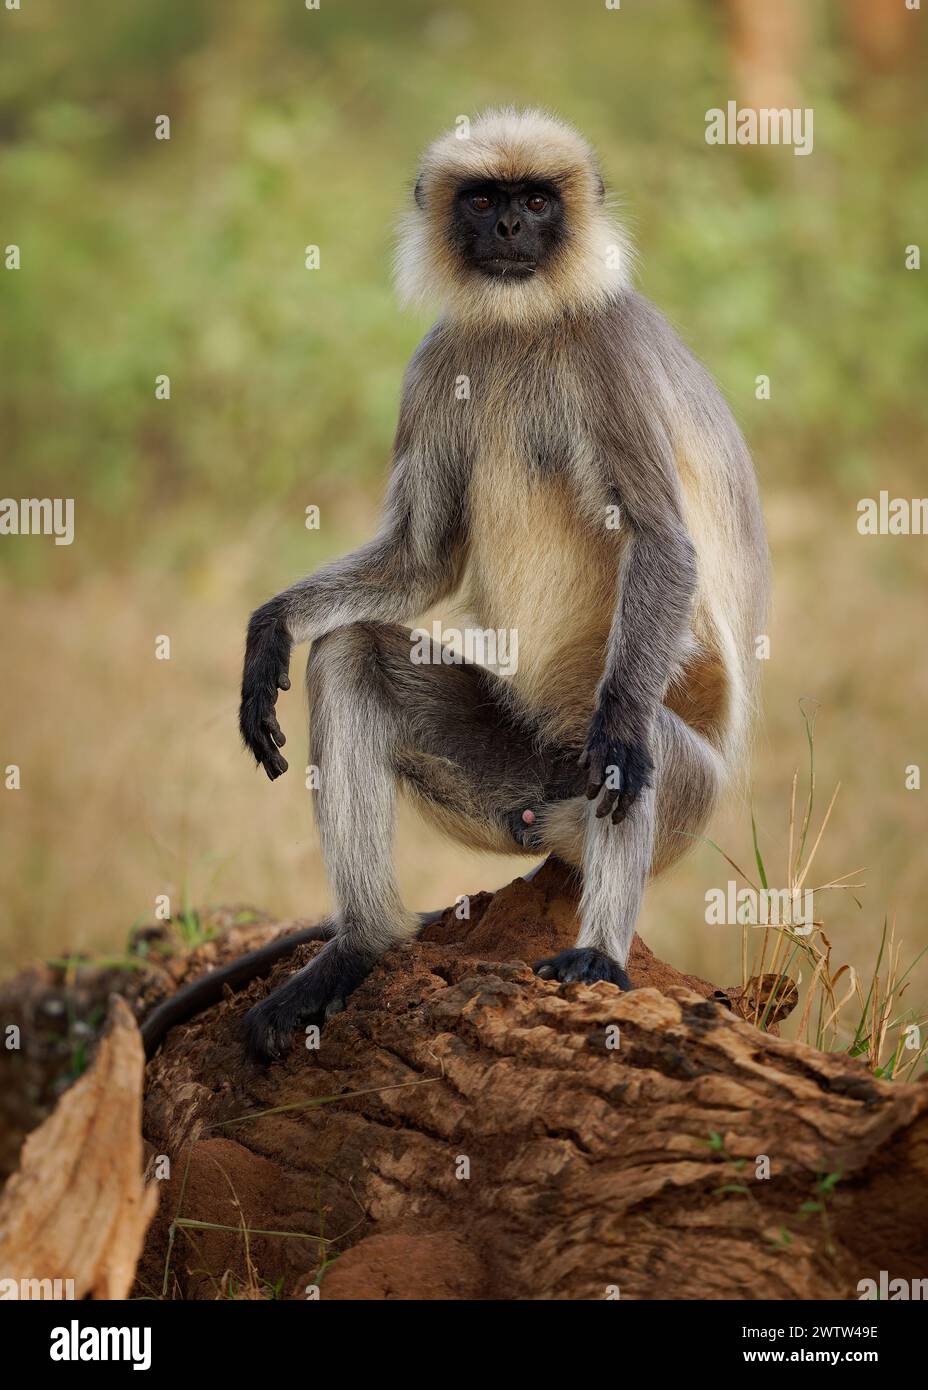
[
  {"xmin": 140, "ymin": 921, "xmax": 336, "ymax": 1059},
  {"xmin": 139, "ymin": 906, "xmax": 454, "ymax": 1060}
]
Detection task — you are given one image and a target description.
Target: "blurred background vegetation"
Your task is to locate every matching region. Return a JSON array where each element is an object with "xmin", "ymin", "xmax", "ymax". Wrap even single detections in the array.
[{"xmin": 1, "ymin": 1, "xmax": 926, "ymax": 1030}]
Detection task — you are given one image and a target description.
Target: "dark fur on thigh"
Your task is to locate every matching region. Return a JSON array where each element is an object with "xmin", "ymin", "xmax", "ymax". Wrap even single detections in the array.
[{"xmin": 339, "ymin": 622, "xmax": 586, "ymax": 849}]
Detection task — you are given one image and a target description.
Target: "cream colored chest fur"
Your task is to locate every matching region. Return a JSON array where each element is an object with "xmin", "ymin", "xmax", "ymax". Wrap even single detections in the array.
[{"xmin": 463, "ymin": 446, "xmax": 621, "ymax": 739}]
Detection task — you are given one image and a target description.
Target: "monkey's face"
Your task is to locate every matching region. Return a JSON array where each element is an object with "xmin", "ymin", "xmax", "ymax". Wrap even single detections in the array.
[
  {"xmin": 450, "ymin": 180, "xmax": 565, "ymax": 280},
  {"xmin": 398, "ymin": 112, "xmax": 631, "ymax": 323}
]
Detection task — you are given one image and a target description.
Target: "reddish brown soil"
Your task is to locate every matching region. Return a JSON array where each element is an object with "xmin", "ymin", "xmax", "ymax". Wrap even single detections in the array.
[{"xmin": 132, "ymin": 863, "xmax": 928, "ymax": 1301}]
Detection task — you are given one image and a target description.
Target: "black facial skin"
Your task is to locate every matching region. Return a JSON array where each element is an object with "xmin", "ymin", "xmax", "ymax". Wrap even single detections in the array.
[{"xmin": 450, "ymin": 179, "xmax": 565, "ymax": 278}]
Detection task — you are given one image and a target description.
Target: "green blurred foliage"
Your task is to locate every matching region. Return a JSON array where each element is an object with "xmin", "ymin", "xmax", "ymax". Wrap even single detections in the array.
[{"xmin": 1, "ymin": 0, "xmax": 926, "ymax": 581}]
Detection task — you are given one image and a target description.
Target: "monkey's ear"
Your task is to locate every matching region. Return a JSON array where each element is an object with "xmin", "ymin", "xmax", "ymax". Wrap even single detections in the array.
[{"xmin": 414, "ymin": 175, "xmax": 426, "ymax": 210}]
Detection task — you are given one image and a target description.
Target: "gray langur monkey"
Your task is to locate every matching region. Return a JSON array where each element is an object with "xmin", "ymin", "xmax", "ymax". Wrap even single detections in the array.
[{"xmin": 230, "ymin": 108, "xmax": 770, "ymax": 1063}]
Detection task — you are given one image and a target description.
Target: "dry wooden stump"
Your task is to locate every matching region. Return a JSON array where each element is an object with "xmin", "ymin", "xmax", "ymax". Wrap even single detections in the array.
[{"xmin": 135, "ymin": 863, "xmax": 928, "ymax": 1300}]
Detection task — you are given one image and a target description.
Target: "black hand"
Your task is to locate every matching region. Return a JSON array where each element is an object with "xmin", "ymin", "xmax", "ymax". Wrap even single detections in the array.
[
  {"xmin": 239, "ymin": 602, "xmax": 292, "ymax": 780},
  {"xmin": 578, "ymin": 706, "xmax": 653, "ymax": 824}
]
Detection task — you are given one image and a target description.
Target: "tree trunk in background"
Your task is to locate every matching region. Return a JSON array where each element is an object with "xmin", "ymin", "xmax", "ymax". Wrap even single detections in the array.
[
  {"xmin": 723, "ymin": 0, "xmax": 808, "ymax": 111},
  {"xmin": 849, "ymin": 0, "xmax": 913, "ymax": 72},
  {"xmin": 722, "ymin": 0, "xmax": 914, "ymax": 102}
]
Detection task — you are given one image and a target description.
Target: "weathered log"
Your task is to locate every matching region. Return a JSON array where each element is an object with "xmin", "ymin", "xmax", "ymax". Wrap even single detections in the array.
[
  {"xmin": 136, "ymin": 862, "xmax": 928, "ymax": 1300},
  {"xmin": 0, "ymin": 996, "xmax": 158, "ymax": 1299}
]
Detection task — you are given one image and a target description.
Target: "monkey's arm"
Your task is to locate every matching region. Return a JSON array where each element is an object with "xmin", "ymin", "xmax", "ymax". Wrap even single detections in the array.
[
  {"xmin": 582, "ymin": 382, "xmax": 697, "ymax": 821},
  {"xmin": 240, "ymin": 381, "xmax": 468, "ymax": 778}
]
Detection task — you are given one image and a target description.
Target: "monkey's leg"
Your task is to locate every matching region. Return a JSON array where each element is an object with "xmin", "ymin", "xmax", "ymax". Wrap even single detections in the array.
[
  {"xmin": 534, "ymin": 708, "xmax": 722, "ymax": 986},
  {"xmin": 244, "ymin": 625, "xmax": 412, "ymax": 1059},
  {"xmin": 244, "ymin": 622, "xmax": 564, "ymax": 1061}
]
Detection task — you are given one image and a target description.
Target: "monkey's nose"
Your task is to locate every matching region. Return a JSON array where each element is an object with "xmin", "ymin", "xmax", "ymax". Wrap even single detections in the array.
[{"xmin": 496, "ymin": 217, "xmax": 521, "ymax": 239}]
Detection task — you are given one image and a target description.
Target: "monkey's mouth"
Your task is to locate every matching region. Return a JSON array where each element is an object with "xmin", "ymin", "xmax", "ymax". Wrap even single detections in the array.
[{"xmin": 476, "ymin": 256, "xmax": 537, "ymax": 278}]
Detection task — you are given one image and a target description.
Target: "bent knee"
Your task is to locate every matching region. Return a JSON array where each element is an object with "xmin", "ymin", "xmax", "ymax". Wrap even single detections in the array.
[{"xmin": 307, "ymin": 621, "xmax": 407, "ymax": 692}]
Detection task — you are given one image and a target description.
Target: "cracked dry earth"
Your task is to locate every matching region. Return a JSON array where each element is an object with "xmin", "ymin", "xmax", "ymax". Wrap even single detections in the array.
[{"xmin": 137, "ymin": 862, "xmax": 928, "ymax": 1300}]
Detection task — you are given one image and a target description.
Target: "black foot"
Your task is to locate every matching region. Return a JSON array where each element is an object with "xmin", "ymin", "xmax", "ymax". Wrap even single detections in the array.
[
  {"xmin": 533, "ymin": 947, "xmax": 632, "ymax": 989},
  {"xmin": 243, "ymin": 940, "xmax": 372, "ymax": 1062}
]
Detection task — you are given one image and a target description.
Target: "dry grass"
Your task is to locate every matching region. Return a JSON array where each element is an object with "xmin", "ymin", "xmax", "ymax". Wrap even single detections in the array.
[{"xmin": 695, "ymin": 699, "xmax": 926, "ymax": 1074}]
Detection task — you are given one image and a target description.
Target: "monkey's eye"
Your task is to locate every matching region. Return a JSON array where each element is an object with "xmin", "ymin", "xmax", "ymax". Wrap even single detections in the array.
[
  {"xmin": 526, "ymin": 194, "xmax": 547, "ymax": 213},
  {"xmin": 470, "ymin": 194, "xmax": 493, "ymax": 212}
]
